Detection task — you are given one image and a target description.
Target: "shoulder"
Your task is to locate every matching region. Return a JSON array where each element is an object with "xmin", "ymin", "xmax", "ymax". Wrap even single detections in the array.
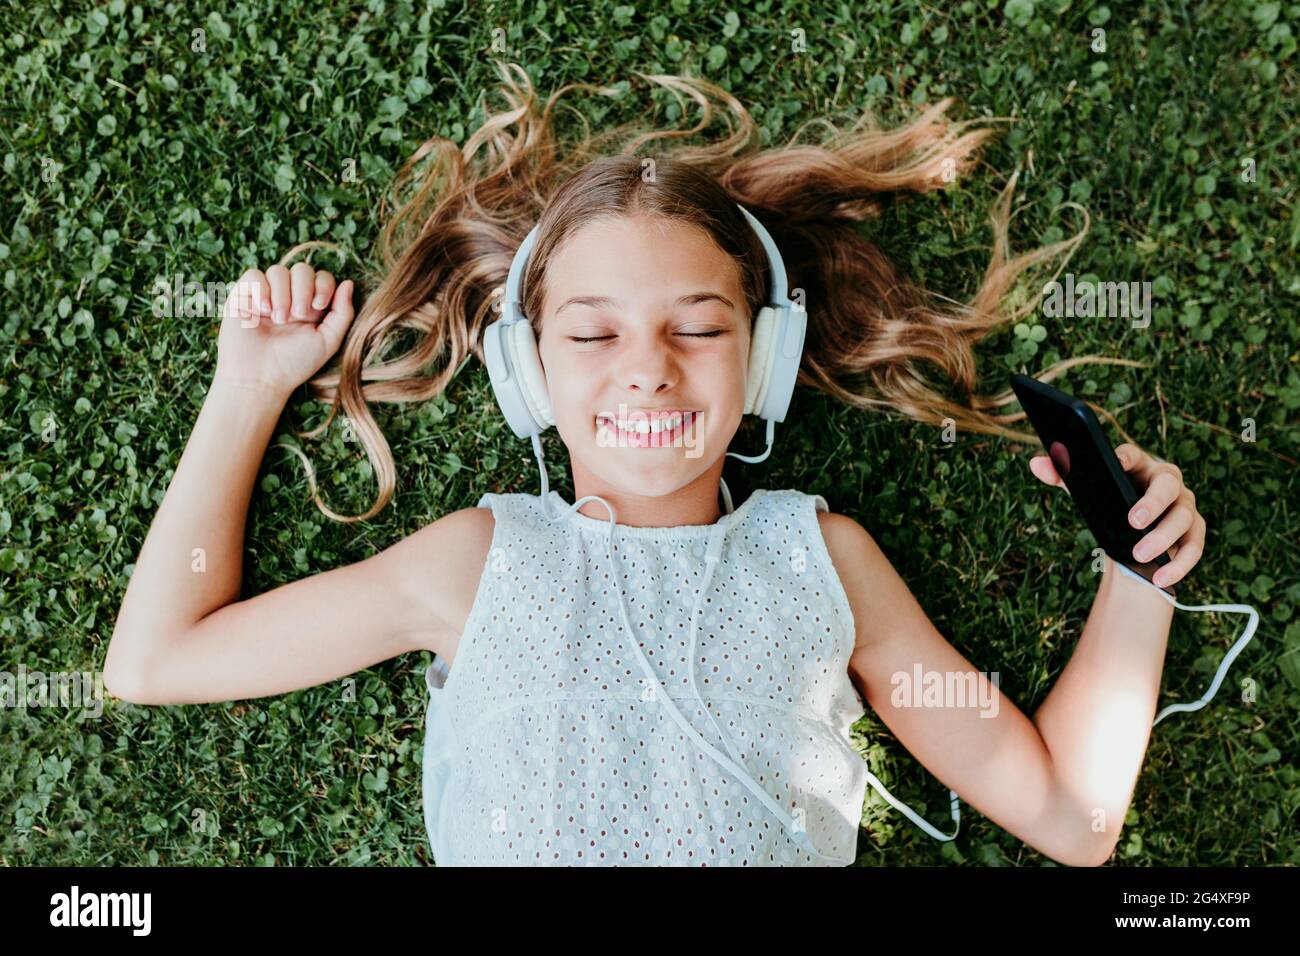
[
  {"xmin": 811, "ymin": 509, "xmax": 913, "ymax": 652},
  {"xmin": 814, "ymin": 506, "xmax": 908, "ymax": 578},
  {"xmin": 437, "ymin": 503, "xmax": 496, "ymax": 541},
  {"xmin": 392, "ymin": 505, "xmax": 497, "ymax": 653},
  {"xmin": 813, "ymin": 507, "xmax": 874, "ymax": 560},
  {"xmin": 406, "ymin": 503, "xmax": 496, "ymax": 552}
]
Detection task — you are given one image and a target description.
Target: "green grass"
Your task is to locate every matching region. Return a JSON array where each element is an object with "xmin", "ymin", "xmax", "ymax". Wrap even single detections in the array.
[{"xmin": 2, "ymin": 0, "xmax": 1297, "ymax": 866}]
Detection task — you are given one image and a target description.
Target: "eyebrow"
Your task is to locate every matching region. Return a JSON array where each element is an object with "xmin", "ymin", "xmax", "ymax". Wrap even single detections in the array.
[{"xmin": 555, "ymin": 292, "xmax": 735, "ymax": 315}]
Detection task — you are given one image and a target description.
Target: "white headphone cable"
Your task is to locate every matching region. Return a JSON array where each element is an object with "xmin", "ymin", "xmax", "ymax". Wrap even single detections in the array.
[
  {"xmin": 529, "ymin": 435, "xmax": 849, "ymax": 862},
  {"xmin": 1112, "ymin": 561, "xmax": 1259, "ymax": 725}
]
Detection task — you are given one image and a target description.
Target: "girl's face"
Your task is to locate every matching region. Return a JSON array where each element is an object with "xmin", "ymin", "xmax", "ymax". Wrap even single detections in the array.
[{"xmin": 535, "ymin": 213, "xmax": 751, "ymax": 507}]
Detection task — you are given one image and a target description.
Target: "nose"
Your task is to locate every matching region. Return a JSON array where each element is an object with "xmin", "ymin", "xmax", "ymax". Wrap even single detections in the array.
[{"xmin": 617, "ymin": 329, "xmax": 680, "ymax": 397}]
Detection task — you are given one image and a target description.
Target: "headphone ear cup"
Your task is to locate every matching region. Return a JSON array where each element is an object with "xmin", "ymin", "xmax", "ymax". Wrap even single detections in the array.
[
  {"xmin": 508, "ymin": 318, "xmax": 555, "ymax": 430},
  {"xmin": 744, "ymin": 306, "xmax": 777, "ymax": 416}
]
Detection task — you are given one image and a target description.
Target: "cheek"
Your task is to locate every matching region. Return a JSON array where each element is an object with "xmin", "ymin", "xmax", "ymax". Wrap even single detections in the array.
[
  {"xmin": 538, "ymin": 351, "xmax": 591, "ymax": 425},
  {"xmin": 539, "ymin": 339, "xmax": 748, "ymax": 433},
  {"xmin": 724, "ymin": 345, "xmax": 749, "ymax": 402}
]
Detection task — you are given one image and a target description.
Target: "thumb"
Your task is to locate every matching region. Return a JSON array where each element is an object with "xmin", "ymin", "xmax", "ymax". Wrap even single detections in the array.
[{"xmin": 1029, "ymin": 455, "xmax": 1066, "ymax": 490}]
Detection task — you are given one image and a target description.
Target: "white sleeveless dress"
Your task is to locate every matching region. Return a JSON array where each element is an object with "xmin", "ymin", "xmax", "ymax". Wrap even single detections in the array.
[{"xmin": 421, "ymin": 488, "xmax": 869, "ymax": 866}]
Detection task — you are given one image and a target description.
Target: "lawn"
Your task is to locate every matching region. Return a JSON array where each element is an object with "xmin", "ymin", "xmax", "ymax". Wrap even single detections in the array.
[{"xmin": 1, "ymin": 0, "xmax": 1297, "ymax": 866}]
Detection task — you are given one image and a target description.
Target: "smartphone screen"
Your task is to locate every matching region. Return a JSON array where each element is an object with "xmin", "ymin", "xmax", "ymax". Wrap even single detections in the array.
[{"xmin": 1009, "ymin": 374, "xmax": 1175, "ymax": 596}]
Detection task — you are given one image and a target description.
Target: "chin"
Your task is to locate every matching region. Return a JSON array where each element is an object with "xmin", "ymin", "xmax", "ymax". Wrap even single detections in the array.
[{"xmin": 585, "ymin": 458, "xmax": 710, "ymax": 499}]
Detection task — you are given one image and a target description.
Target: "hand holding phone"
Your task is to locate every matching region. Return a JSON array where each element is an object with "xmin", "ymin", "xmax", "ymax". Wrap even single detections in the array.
[{"xmin": 1010, "ymin": 374, "xmax": 1207, "ymax": 595}]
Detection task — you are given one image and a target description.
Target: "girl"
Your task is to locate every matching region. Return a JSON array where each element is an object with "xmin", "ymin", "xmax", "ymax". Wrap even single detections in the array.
[{"xmin": 105, "ymin": 64, "xmax": 1205, "ymax": 866}]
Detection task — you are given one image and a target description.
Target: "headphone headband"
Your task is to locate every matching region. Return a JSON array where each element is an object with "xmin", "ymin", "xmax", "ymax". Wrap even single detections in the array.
[{"xmin": 503, "ymin": 203, "xmax": 793, "ymax": 325}]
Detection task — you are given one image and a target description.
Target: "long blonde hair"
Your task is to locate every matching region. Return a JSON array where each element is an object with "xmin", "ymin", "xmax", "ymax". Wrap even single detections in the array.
[{"xmin": 279, "ymin": 61, "xmax": 1138, "ymax": 522}]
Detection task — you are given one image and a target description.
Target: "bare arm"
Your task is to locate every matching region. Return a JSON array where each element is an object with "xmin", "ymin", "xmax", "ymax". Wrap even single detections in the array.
[
  {"xmin": 825, "ymin": 512, "xmax": 1102, "ymax": 867},
  {"xmin": 1030, "ymin": 552, "xmax": 1173, "ymax": 860},
  {"xmin": 1027, "ymin": 442, "xmax": 1200, "ymax": 861},
  {"xmin": 104, "ymin": 261, "xmax": 489, "ymax": 704},
  {"xmin": 824, "ymin": 443, "xmax": 1203, "ymax": 867},
  {"xmin": 104, "ymin": 380, "xmax": 485, "ymax": 705},
  {"xmin": 106, "ymin": 380, "xmax": 283, "ymax": 669},
  {"xmin": 825, "ymin": 515, "xmax": 1172, "ymax": 867}
]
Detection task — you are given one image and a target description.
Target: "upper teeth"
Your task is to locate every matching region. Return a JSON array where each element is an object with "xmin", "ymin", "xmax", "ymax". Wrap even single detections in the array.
[{"xmin": 599, "ymin": 412, "xmax": 693, "ymax": 434}]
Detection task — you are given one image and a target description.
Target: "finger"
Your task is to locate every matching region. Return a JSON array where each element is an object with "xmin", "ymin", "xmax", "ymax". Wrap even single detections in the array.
[
  {"xmin": 266, "ymin": 264, "xmax": 291, "ymax": 325},
  {"xmin": 1029, "ymin": 455, "xmax": 1064, "ymax": 488},
  {"xmin": 312, "ymin": 271, "xmax": 336, "ymax": 314},
  {"xmin": 1128, "ymin": 466, "xmax": 1183, "ymax": 530},
  {"xmin": 1152, "ymin": 513, "xmax": 1205, "ymax": 588},
  {"xmin": 225, "ymin": 268, "xmax": 254, "ymax": 322},
  {"xmin": 290, "ymin": 262, "xmax": 318, "ymax": 321},
  {"xmin": 1114, "ymin": 442, "xmax": 1151, "ymax": 475},
  {"xmin": 316, "ymin": 280, "xmax": 356, "ymax": 356},
  {"xmin": 238, "ymin": 269, "xmax": 272, "ymax": 327},
  {"xmin": 234, "ymin": 273, "xmax": 259, "ymax": 328},
  {"xmin": 1132, "ymin": 495, "xmax": 1196, "ymax": 563},
  {"xmin": 248, "ymin": 268, "xmax": 273, "ymax": 313}
]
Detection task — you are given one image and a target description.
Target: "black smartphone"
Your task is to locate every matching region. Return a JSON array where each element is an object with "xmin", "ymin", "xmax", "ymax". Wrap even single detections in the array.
[{"xmin": 1009, "ymin": 373, "xmax": 1176, "ymax": 596}]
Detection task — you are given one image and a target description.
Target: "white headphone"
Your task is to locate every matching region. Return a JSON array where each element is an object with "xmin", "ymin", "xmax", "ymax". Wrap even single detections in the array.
[{"xmin": 482, "ymin": 204, "xmax": 805, "ymax": 455}]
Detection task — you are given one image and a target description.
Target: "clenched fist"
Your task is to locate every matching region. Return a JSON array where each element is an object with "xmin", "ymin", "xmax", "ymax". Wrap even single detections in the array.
[{"xmin": 214, "ymin": 262, "xmax": 356, "ymax": 402}]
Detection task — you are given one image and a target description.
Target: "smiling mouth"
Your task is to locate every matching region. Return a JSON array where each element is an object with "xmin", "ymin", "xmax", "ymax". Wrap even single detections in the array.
[{"xmin": 595, "ymin": 411, "xmax": 700, "ymax": 448}]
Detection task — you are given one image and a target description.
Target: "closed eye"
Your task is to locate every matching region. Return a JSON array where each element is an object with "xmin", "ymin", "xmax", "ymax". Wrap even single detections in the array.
[{"xmin": 568, "ymin": 331, "xmax": 725, "ymax": 343}]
